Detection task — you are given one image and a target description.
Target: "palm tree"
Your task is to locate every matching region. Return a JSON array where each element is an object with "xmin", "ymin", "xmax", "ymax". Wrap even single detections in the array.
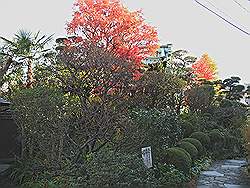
[{"xmin": 0, "ymin": 30, "xmax": 53, "ymax": 88}]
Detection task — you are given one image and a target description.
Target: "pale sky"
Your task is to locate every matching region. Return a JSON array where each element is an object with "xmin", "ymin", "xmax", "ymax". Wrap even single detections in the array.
[{"xmin": 0, "ymin": 0, "xmax": 249, "ymax": 83}]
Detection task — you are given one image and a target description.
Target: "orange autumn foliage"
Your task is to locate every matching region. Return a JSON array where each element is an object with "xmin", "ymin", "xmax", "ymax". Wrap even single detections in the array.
[
  {"xmin": 67, "ymin": 0, "xmax": 159, "ymax": 79},
  {"xmin": 192, "ymin": 53, "xmax": 217, "ymax": 81}
]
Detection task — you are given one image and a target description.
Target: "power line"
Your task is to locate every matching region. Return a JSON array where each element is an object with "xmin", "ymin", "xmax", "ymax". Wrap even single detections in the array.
[
  {"xmin": 205, "ymin": 0, "xmax": 249, "ymax": 31},
  {"xmin": 194, "ymin": 0, "xmax": 250, "ymax": 36},
  {"xmin": 232, "ymin": 0, "xmax": 250, "ymax": 13}
]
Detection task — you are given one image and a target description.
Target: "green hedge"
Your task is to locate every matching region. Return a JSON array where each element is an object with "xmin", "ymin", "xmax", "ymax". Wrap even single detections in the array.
[
  {"xmin": 181, "ymin": 138, "xmax": 204, "ymax": 156},
  {"xmin": 190, "ymin": 132, "xmax": 210, "ymax": 149},
  {"xmin": 164, "ymin": 147, "xmax": 192, "ymax": 173},
  {"xmin": 177, "ymin": 147, "xmax": 192, "ymax": 162},
  {"xmin": 177, "ymin": 141, "xmax": 198, "ymax": 159}
]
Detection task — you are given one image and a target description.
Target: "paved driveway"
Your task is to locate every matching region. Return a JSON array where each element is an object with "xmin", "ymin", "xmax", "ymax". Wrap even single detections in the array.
[{"xmin": 197, "ymin": 159, "xmax": 250, "ymax": 188}]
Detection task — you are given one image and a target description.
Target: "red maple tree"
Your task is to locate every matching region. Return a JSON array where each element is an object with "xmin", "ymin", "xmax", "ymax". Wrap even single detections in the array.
[
  {"xmin": 67, "ymin": 0, "xmax": 159, "ymax": 79},
  {"xmin": 191, "ymin": 53, "xmax": 217, "ymax": 81}
]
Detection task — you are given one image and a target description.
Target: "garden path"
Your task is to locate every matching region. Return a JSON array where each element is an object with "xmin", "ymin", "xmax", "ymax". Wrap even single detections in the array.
[{"xmin": 197, "ymin": 159, "xmax": 250, "ymax": 188}]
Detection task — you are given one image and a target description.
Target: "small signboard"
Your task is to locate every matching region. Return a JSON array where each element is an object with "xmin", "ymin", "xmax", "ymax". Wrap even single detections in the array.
[{"xmin": 142, "ymin": 146, "xmax": 152, "ymax": 168}]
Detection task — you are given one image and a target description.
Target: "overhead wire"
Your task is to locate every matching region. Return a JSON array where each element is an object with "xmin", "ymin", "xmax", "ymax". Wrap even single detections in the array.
[
  {"xmin": 194, "ymin": 0, "xmax": 250, "ymax": 36},
  {"xmin": 205, "ymin": 0, "xmax": 248, "ymax": 31},
  {"xmin": 232, "ymin": 0, "xmax": 250, "ymax": 13},
  {"xmin": 205, "ymin": 0, "xmax": 249, "ymax": 31}
]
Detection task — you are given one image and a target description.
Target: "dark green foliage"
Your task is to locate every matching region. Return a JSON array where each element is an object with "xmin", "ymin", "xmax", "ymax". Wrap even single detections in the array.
[
  {"xmin": 185, "ymin": 84, "xmax": 215, "ymax": 113},
  {"xmin": 181, "ymin": 121, "xmax": 196, "ymax": 138},
  {"xmin": 7, "ymin": 158, "xmax": 40, "ymax": 185},
  {"xmin": 163, "ymin": 147, "xmax": 192, "ymax": 173},
  {"xmin": 156, "ymin": 164, "xmax": 190, "ymax": 187},
  {"xmin": 191, "ymin": 157, "xmax": 212, "ymax": 177},
  {"xmin": 8, "ymin": 150, "xmax": 158, "ymax": 188},
  {"xmin": 126, "ymin": 108, "xmax": 183, "ymax": 161},
  {"xmin": 224, "ymin": 134, "xmax": 238, "ymax": 150},
  {"xmin": 214, "ymin": 100, "xmax": 248, "ymax": 129},
  {"xmin": 202, "ymin": 119, "xmax": 220, "ymax": 132},
  {"xmin": 11, "ymin": 86, "xmax": 71, "ymax": 161},
  {"xmin": 181, "ymin": 138, "xmax": 204, "ymax": 156},
  {"xmin": 177, "ymin": 147, "xmax": 192, "ymax": 162},
  {"xmin": 208, "ymin": 129, "xmax": 224, "ymax": 150},
  {"xmin": 180, "ymin": 113, "xmax": 202, "ymax": 133},
  {"xmin": 221, "ymin": 77, "xmax": 245, "ymax": 101},
  {"xmin": 84, "ymin": 150, "xmax": 158, "ymax": 187},
  {"xmin": 190, "ymin": 132, "xmax": 210, "ymax": 149},
  {"xmin": 130, "ymin": 71, "xmax": 188, "ymax": 114},
  {"xmin": 177, "ymin": 141, "xmax": 198, "ymax": 159},
  {"xmin": 156, "ymin": 157, "xmax": 212, "ymax": 187}
]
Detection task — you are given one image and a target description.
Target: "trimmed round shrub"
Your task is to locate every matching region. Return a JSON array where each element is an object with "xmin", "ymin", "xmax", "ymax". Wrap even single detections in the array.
[
  {"xmin": 177, "ymin": 141, "xmax": 198, "ymax": 159},
  {"xmin": 190, "ymin": 132, "xmax": 210, "ymax": 149},
  {"xmin": 163, "ymin": 147, "xmax": 192, "ymax": 173},
  {"xmin": 181, "ymin": 138, "xmax": 204, "ymax": 156},
  {"xmin": 177, "ymin": 147, "xmax": 192, "ymax": 162}
]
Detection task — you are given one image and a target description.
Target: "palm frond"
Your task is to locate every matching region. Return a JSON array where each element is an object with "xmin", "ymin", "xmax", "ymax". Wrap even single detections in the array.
[
  {"xmin": 39, "ymin": 34, "xmax": 54, "ymax": 47},
  {"xmin": 0, "ymin": 36, "xmax": 17, "ymax": 47},
  {"xmin": 34, "ymin": 34, "xmax": 47, "ymax": 46},
  {"xmin": 40, "ymin": 48, "xmax": 51, "ymax": 53},
  {"xmin": 15, "ymin": 29, "xmax": 32, "ymax": 40},
  {"xmin": 34, "ymin": 31, "xmax": 41, "ymax": 41},
  {"xmin": 0, "ymin": 51, "xmax": 11, "ymax": 57}
]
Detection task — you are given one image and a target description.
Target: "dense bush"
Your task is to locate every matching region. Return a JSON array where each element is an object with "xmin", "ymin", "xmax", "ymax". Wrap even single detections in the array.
[
  {"xmin": 177, "ymin": 141, "xmax": 198, "ymax": 160},
  {"xmin": 125, "ymin": 108, "xmax": 183, "ymax": 161},
  {"xmin": 214, "ymin": 99, "xmax": 248, "ymax": 129},
  {"xmin": 208, "ymin": 129, "xmax": 224, "ymax": 150},
  {"xmin": 156, "ymin": 164, "xmax": 190, "ymax": 187},
  {"xmin": 224, "ymin": 134, "xmax": 238, "ymax": 150},
  {"xmin": 163, "ymin": 147, "xmax": 192, "ymax": 173},
  {"xmin": 191, "ymin": 157, "xmax": 212, "ymax": 177},
  {"xmin": 130, "ymin": 71, "xmax": 188, "ymax": 114},
  {"xmin": 180, "ymin": 113, "xmax": 203, "ymax": 133},
  {"xmin": 190, "ymin": 132, "xmax": 210, "ymax": 149},
  {"xmin": 180, "ymin": 113, "xmax": 219, "ymax": 134},
  {"xmin": 156, "ymin": 157, "xmax": 212, "ymax": 187},
  {"xmin": 11, "ymin": 86, "xmax": 72, "ymax": 162},
  {"xmin": 177, "ymin": 147, "xmax": 192, "ymax": 162},
  {"xmin": 8, "ymin": 150, "xmax": 158, "ymax": 188},
  {"xmin": 185, "ymin": 84, "xmax": 215, "ymax": 113},
  {"xmin": 209, "ymin": 129, "xmax": 224, "ymax": 142},
  {"xmin": 181, "ymin": 121, "xmax": 196, "ymax": 138},
  {"xmin": 181, "ymin": 138, "xmax": 204, "ymax": 156},
  {"xmin": 84, "ymin": 150, "xmax": 157, "ymax": 187}
]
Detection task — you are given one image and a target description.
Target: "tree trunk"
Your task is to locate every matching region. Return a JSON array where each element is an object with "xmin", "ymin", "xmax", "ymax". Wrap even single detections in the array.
[{"xmin": 26, "ymin": 60, "xmax": 33, "ymax": 88}]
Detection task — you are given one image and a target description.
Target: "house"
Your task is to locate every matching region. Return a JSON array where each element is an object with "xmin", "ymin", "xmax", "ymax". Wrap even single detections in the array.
[{"xmin": 0, "ymin": 97, "xmax": 20, "ymax": 161}]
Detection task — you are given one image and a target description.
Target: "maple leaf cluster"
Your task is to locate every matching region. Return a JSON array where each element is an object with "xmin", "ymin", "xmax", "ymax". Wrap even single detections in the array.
[
  {"xmin": 191, "ymin": 53, "xmax": 217, "ymax": 81},
  {"xmin": 67, "ymin": 0, "xmax": 159, "ymax": 79}
]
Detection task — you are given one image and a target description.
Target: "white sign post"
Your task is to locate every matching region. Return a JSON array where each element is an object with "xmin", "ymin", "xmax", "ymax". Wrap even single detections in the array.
[{"xmin": 142, "ymin": 146, "xmax": 152, "ymax": 168}]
